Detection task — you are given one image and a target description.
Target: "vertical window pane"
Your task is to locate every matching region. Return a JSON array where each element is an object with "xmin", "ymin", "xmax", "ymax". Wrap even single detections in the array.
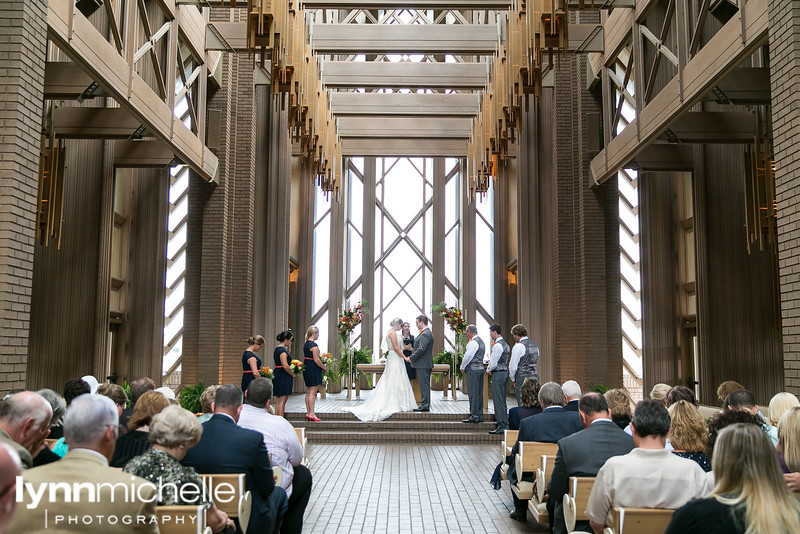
[
  {"xmin": 476, "ymin": 219, "xmax": 494, "ymax": 316},
  {"xmin": 313, "ymin": 215, "xmax": 331, "ymax": 313}
]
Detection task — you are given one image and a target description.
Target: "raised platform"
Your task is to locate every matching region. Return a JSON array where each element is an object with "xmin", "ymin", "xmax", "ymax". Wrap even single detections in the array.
[{"xmin": 285, "ymin": 389, "xmax": 516, "ymax": 445}]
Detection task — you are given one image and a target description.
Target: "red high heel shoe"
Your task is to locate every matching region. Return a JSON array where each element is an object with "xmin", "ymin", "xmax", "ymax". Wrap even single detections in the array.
[{"xmin": 306, "ymin": 414, "xmax": 321, "ymax": 422}]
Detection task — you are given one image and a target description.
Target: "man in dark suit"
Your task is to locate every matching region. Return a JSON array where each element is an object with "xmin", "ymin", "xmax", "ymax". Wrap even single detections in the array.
[
  {"xmin": 182, "ymin": 384, "xmax": 288, "ymax": 534},
  {"xmin": 508, "ymin": 382, "xmax": 582, "ymax": 522},
  {"xmin": 409, "ymin": 314, "xmax": 434, "ymax": 412},
  {"xmin": 546, "ymin": 392, "xmax": 634, "ymax": 534}
]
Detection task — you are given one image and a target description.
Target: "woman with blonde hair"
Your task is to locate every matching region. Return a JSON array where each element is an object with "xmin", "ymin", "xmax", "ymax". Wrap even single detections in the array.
[
  {"xmin": 665, "ymin": 423, "xmax": 800, "ymax": 534},
  {"xmin": 649, "ymin": 383, "xmax": 671, "ymax": 405},
  {"xmin": 604, "ymin": 388, "xmax": 633, "ymax": 430},
  {"xmin": 767, "ymin": 392, "xmax": 800, "ymax": 445},
  {"xmin": 302, "ymin": 325, "xmax": 329, "ymax": 422},
  {"xmin": 242, "ymin": 334, "xmax": 266, "ymax": 393},
  {"xmin": 125, "ymin": 405, "xmax": 234, "ymax": 533},
  {"xmin": 668, "ymin": 400, "xmax": 711, "ymax": 472}
]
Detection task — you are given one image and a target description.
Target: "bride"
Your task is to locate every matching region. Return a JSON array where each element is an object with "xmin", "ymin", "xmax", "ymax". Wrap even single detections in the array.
[{"xmin": 344, "ymin": 317, "xmax": 418, "ymax": 422}]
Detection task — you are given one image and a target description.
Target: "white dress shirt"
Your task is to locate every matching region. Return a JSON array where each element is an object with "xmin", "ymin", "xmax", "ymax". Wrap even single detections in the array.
[
  {"xmin": 486, "ymin": 337, "xmax": 505, "ymax": 373},
  {"xmin": 460, "ymin": 338, "xmax": 480, "ymax": 372},
  {"xmin": 237, "ymin": 404, "xmax": 304, "ymax": 497},
  {"xmin": 508, "ymin": 336, "xmax": 529, "ymax": 379}
]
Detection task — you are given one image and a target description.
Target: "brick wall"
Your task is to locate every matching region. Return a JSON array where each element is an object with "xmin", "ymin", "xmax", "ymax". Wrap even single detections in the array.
[
  {"xmin": 0, "ymin": 0, "xmax": 47, "ymax": 393},
  {"xmin": 770, "ymin": 0, "xmax": 800, "ymax": 394},
  {"xmin": 184, "ymin": 7, "xmax": 256, "ymax": 388}
]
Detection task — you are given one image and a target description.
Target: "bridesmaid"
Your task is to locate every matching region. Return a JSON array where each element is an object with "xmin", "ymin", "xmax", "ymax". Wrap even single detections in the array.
[
  {"xmin": 272, "ymin": 330, "xmax": 295, "ymax": 417},
  {"xmin": 303, "ymin": 326, "xmax": 329, "ymax": 422},
  {"xmin": 241, "ymin": 335, "xmax": 265, "ymax": 392}
]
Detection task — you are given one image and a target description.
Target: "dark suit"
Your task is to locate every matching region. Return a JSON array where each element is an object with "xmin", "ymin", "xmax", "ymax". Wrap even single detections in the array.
[
  {"xmin": 564, "ymin": 399, "xmax": 580, "ymax": 412},
  {"xmin": 546, "ymin": 420, "xmax": 634, "ymax": 534},
  {"xmin": 409, "ymin": 327, "xmax": 434, "ymax": 409},
  {"xmin": 507, "ymin": 406, "xmax": 582, "ymax": 516},
  {"xmin": 182, "ymin": 414, "xmax": 288, "ymax": 534}
]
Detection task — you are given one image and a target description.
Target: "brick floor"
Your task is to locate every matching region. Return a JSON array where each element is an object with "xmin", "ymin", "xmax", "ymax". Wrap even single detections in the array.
[{"xmin": 303, "ymin": 443, "xmax": 545, "ymax": 534}]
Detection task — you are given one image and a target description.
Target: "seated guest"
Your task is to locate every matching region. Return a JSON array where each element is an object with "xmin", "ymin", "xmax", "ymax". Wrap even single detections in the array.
[
  {"xmin": 562, "ymin": 380, "xmax": 581, "ymax": 411},
  {"xmin": 110, "ymin": 390, "xmax": 169, "ymax": 468},
  {"xmin": 668, "ymin": 401, "xmax": 711, "ymax": 472},
  {"xmin": 198, "ymin": 385, "xmax": 221, "ymax": 423},
  {"xmin": 586, "ymin": 399, "xmax": 711, "ymax": 533},
  {"xmin": 604, "ymin": 388, "xmax": 633, "ymax": 430},
  {"xmin": 0, "ymin": 391, "xmax": 52, "ymax": 469},
  {"xmin": 767, "ymin": 392, "xmax": 798, "ymax": 445},
  {"xmin": 508, "ymin": 377, "xmax": 542, "ymax": 430},
  {"xmin": 0, "ymin": 444, "xmax": 22, "ymax": 533},
  {"xmin": 97, "ymin": 383, "xmax": 129, "ymax": 437},
  {"xmin": 49, "ymin": 378, "xmax": 91, "ymax": 441},
  {"xmin": 716, "ymin": 380, "xmax": 744, "ymax": 405},
  {"xmin": 666, "ymin": 423, "xmax": 800, "ymax": 534},
  {"xmin": 649, "ymin": 383, "xmax": 671, "ymax": 405},
  {"xmin": 665, "ymin": 385, "xmax": 696, "ymax": 407},
  {"xmin": 31, "ymin": 389, "xmax": 65, "ymax": 467},
  {"xmin": 124, "ymin": 405, "xmax": 234, "ymax": 533},
  {"xmin": 705, "ymin": 408, "xmax": 764, "ymax": 461},
  {"xmin": 7, "ymin": 394, "xmax": 158, "ymax": 534},
  {"xmin": 239, "ymin": 378, "xmax": 311, "ymax": 534},
  {"xmin": 546, "ymin": 393, "xmax": 634, "ymax": 534},
  {"xmin": 182, "ymin": 384, "xmax": 287, "ymax": 534},
  {"xmin": 507, "ymin": 382, "xmax": 582, "ymax": 522},
  {"xmin": 119, "ymin": 377, "xmax": 155, "ymax": 429},
  {"xmin": 779, "ymin": 408, "xmax": 800, "ymax": 492}
]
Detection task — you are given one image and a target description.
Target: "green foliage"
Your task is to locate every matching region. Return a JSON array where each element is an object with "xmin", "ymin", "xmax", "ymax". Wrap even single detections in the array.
[
  {"xmin": 337, "ymin": 346, "xmax": 373, "ymax": 379},
  {"xmin": 590, "ymin": 383, "xmax": 609, "ymax": 395},
  {"xmin": 121, "ymin": 380, "xmax": 132, "ymax": 408},
  {"xmin": 433, "ymin": 350, "xmax": 463, "ymax": 383},
  {"xmin": 178, "ymin": 381, "xmax": 206, "ymax": 414}
]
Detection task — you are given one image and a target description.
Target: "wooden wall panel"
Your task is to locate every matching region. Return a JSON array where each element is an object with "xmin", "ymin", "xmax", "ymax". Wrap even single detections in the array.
[
  {"xmin": 639, "ymin": 171, "xmax": 680, "ymax": 394},
  {"xmin": 694, "ymin": 143, "xmax": 782, "ymax": 405},
  {"xmin": 27, "ymin": 138, "xmax": 105, "ymax": 391}
]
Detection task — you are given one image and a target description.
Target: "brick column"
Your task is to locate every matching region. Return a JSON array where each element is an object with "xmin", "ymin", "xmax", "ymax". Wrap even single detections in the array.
[
  {"xmin": 0, "ymin": 0, "xmax": 47, "ymax": 393},
  {"xmin": 770, "ymin": 0, "xmax": 800, "ymax": 393}
]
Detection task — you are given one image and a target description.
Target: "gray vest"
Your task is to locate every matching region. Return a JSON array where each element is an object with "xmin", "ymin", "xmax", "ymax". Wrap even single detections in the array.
[
  {"xmin": 516, "ymin": 338, "xmax": 539, "ymax": 379},
  {"xmin": 467, "ymin": 336, "xmax": 486, "ymax": 372},
  {"xmin": 495, "ymin": 338, "xmax": 510, "ymax": 372}
]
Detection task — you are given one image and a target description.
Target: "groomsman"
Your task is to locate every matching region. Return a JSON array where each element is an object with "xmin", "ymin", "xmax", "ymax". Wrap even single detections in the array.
[
  {"xmin": 460, "ymin": 325, "xmax": 485, "ymax": 423},
  {"xmin": 487, "ymin": 324, "xmax": 510, "ymax": 434},
  {"xmin": 509, "ymin": 324, "xmax": 539, "ymax": 406}
]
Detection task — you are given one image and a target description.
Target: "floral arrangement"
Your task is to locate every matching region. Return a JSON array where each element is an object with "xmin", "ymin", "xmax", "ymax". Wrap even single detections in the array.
[
  {"xmin": 259, "ymin": 366, "xmax": 274, "ymax": 380},
  {"xmin": 337, "ymin": 301, "xmax": 366, "ymax": 338},
  {"xmin": 337, "ymin": 346, "xmax": 372, "ymax": 379},
  {"xmin": 320, "ymin": 353, "xmax": 337, "ymax": 384},
  {"xmin": 289, "ymin": 359, "xmax": 305, "ymax": 374},
  {"xmin": 431, "ymin": 302, "xmax": 467, "ymax": 334},
  {"xmin": 319, "ymin": 353, "xmax": 334, "ymax": 367},
  {"xmin": 435, "ymin": 350, "xmax": 464, "ymax": 376}
]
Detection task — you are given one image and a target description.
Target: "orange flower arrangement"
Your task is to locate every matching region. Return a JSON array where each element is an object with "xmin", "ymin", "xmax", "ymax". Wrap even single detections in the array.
[{"xmin": 259, "ymin": 366, "xmax": 274, "ymax": 379}]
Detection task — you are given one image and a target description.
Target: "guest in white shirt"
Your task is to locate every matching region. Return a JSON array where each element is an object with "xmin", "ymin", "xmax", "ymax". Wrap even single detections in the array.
[
  {"xmin": 239, "ymin": 378, "xmax": 312, "ymax": 534},
  {"xmin": 460, "ymin": 325, "xmax": 486, "ymax": 424},
  {"xmin": 486, "ymin": 324, "xmax": 510, "ymax": 434},
  {"xmin": 586, "ymin": 399, "xmax": 712, "ymax": 533},
  {"xmin": 508, "ymin": 324, "xmax": 539, "ymax": 406}
]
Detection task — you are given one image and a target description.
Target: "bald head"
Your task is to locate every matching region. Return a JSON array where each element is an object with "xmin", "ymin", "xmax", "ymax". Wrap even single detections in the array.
[{"xmin": 0, "ymin": 392, "xmax": 52, "ymax": 453}]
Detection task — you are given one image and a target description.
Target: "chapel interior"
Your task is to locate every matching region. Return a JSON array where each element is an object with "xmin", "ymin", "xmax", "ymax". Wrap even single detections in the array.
[{"xmin": 0, "ymin": 0, "xmax": 795, "ymax": 409}]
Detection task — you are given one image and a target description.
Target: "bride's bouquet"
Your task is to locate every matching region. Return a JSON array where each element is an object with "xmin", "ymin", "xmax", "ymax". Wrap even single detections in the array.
[
  {"xmin": 289, "ymin": 359, "xmax": 305, "ymax": 374},
  {"xmin": 259, "ymin": 366, "xmax": 274, "ymax": 379}
]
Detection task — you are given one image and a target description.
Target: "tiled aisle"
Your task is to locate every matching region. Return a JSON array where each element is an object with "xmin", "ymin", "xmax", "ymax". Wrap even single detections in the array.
[{"xmin": 302, "ymin": 443, "xmax": 544, "ymax": 534}]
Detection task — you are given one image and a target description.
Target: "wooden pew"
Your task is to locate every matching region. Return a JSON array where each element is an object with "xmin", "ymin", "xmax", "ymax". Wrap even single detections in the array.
[
  {"xmin": 156, "ymin": 504, "xmax": 210, "ymax": 534},
  {"xmin": 602, "ymin": 507, "xmax": 675, "ymax": 534},
  {"xmin": 562, "ymin": 476, "xmax": 595, "ymax": 533},
  {"xmin": 499, "ymin": 429, "xmax": 519, "ymax": 480},
  {"xmin": 199, "ymin": 473, "xmax": 252, "ymax": 533},
  {"xmin": 512, "ymin": 441, "xmax": 559, "ymax": 500},
  {"xmin": 529, "ymin": 454, "xmax": 557, "ymax": 524}
]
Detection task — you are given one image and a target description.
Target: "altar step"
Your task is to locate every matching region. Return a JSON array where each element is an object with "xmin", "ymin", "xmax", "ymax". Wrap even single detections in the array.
[{"xmin": 287, "ymin": 412, "xmax": 504, "ymax": 444}]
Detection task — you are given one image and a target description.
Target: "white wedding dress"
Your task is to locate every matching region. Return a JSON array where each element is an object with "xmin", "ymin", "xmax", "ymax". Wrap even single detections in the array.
[{"xmin": 343, "ymin": 331, "xmax": 418, "ymax": 422}]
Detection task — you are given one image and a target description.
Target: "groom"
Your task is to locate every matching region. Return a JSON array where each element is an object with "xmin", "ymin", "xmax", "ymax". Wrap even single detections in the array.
[{"xmin": 408, "ymin": 314, "xmax": 434, "ymax": 412}]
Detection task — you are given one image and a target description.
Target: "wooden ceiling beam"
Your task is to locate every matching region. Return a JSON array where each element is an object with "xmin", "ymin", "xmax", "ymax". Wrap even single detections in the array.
[
  {"xmin": 311, "ymin": 24, "xmax": 499, "ymax": 54},
  {"xmin": 663, "ymin": 112, "xmax": 756, "ymax": 143},
  {"xmin": 52, "ymin": 108, "xmax": 142, "ymax": 139},
  {"xmin": 337, "ymin": 117, "xmax": 472, "ymax": 137},
  {"xmin": 342, "ymin": 137, "xmax": 467, "ymax": 156},
  {"xmin": 204, "ymin": 0, "xmax": 511, "ymax": 8},
  {"xmin": 114, "ymin": 141, "xmax": 175, "ymax": 167},
  {"xmin": 322, "ymin": 61, "xmax": 488, "ymax": 89},
  {"xmin": 330, "ymin": 92, "xmax": 481, "ymax": 116}
]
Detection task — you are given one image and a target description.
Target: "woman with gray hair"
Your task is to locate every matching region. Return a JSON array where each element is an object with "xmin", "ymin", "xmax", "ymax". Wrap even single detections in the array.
[
  {"xmin": 31, "ymin": 389, "xmax": 64, "ymax": 467},
  {"xmin": 124, "ymin": 405, "xmax": 233, "ymax": 533}
]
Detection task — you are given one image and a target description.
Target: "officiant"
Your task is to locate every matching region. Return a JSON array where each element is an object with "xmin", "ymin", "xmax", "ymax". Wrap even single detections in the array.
[{"xmin": 461, "ymin": 324, "xmax": 485, "ymax": 423}]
